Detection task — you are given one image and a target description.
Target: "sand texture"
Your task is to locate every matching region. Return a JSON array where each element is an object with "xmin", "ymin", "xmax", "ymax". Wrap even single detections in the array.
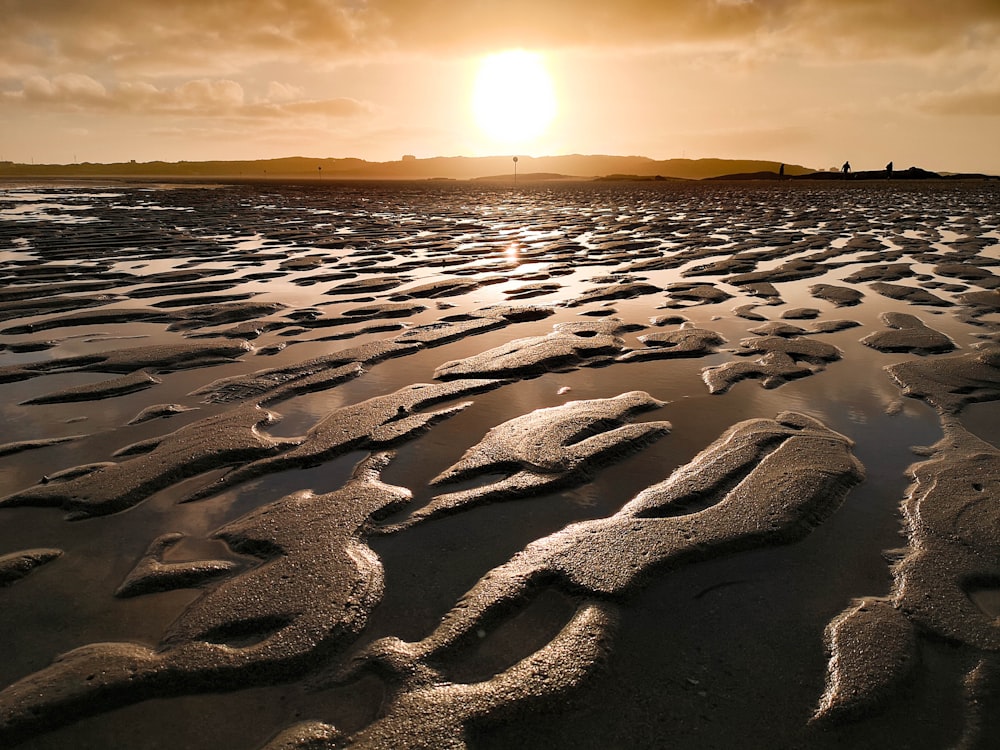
[{"xmin": 0, "ymin": 179, "xmax": 998, "ymax": 749}]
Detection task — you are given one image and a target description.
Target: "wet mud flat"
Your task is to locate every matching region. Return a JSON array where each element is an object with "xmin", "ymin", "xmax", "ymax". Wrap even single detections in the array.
[{"xmin": 0, "ymin": 178, "xmax": 998, "ymax": 749}]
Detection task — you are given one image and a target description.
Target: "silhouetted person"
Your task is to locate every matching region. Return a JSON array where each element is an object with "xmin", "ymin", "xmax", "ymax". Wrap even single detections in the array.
[
  {"xmin": 886, "ymin": 161, "xmax": 893, "ymax": 178},
  {"xmin": 842, "ymin": 161, "xmax": 851, "ymax": 175},
  {"xmin": 779, "ymin": 163, "xmax": 785, "ymax": 177}
]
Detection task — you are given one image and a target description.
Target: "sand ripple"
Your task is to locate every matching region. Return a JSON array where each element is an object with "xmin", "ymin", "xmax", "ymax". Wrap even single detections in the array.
[{"xmin": 0, "ymin": 180, "xmax": 997, "ymax": 749}]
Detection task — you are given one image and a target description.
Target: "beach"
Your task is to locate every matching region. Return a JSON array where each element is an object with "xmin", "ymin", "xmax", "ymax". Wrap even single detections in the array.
[{"xmin": 0, "ymin": 178, "xmax": 998, "ymax": 749}]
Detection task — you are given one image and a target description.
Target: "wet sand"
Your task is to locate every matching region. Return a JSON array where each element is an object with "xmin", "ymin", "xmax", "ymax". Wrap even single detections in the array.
[{"xmin": 0, "ymin": 179, "xmax": 998, "ymax": 749}]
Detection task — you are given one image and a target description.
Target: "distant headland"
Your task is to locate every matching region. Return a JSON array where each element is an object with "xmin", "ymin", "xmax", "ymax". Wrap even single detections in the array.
[{"xmin": 0, "ymin": 155, "xmax": 995, "ymax": 182}]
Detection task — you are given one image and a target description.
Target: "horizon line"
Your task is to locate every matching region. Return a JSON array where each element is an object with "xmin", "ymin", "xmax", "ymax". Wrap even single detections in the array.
[
  {"xmin": 2, "ymin": 154, "xmax": 996, "ymax": 180},
  {"xmin": 3, "ymin": 153, "xmax": 805, "ymax": 167}
]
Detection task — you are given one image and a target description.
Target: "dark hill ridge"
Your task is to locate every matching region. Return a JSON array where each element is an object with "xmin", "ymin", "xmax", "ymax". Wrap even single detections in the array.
[
  {"xmin": 1, "ymin": 156, "xmax": 994, "ymax": 181},
  {"xmin": 708, "ymin": 166, "xmax": 999, "ymax": 181},
  {"xmin": 0, "ymin": 155, "xmax": 814, "ymax": 181}
]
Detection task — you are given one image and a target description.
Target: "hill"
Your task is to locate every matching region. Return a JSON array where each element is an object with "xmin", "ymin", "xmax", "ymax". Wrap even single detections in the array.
[{"xmin": 0, "ymin": 155, "xmax": 815, "ymax": 182}]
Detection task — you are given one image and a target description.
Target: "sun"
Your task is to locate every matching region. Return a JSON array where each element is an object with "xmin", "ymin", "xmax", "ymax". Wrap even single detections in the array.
[{"xmin": 472, "ymin": 50, "xmax": 556, "ymax": 148}]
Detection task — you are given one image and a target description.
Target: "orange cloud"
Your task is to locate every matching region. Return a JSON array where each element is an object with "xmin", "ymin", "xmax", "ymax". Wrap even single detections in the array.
[
  {"xmin": 913, "ymin": 85, "xmax": 1000, "ymax": 116},
  {"xmin": 771, "ymin": 0, "xmax": 1000, "ymax": 59},
  {"xmin": 2, "ymin": 0, "xmax": 997, "ymax": 77},
  {"xmin": 3, "ymin": 74, "xmax": 373, "ymax": 119}
]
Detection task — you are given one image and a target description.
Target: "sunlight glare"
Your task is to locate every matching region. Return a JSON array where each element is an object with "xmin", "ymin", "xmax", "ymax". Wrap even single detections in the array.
[{"xmin": 472, "ymin": 50, "xmax": 556, "ymax": 148}]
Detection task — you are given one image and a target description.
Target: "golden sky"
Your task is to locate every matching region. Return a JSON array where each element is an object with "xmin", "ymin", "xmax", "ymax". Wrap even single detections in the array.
[{"xmin": 2, "ymin": 0, "xmax": 999, "ymax": 172}]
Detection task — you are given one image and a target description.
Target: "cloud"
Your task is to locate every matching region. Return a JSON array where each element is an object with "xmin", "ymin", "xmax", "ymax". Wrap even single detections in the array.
[
  {"xmin": 264, "ymin": 81, "xmax": 305, "ymax": 103},
  {"xmin": 369, "ymin": 0, "xmax": 1000, "ymax": 61},
  {"xmin": 912, "ymin": 85, "xmax": 1000, "ymax": 116},
  {"xmin": 2, "ymin": 74, "xmax": 373, "ymax": 120},
  {"xmin": 770, "ymin": 0, "xmax": 1000, "ymax": 60},
  {"xmin": 0, "ymin": 0, "xmax": 383, "ymax": 76},
  {"xmin": 2, "ymin": 0, "xmax": 998, "ymax": 77},
  {"xmin": 901, "ymin": 58, "xmax": 1000, "ymax": 116},
  {"xmin": 20, "ymin": 73, "xmax": 110, "ymax": 105}
]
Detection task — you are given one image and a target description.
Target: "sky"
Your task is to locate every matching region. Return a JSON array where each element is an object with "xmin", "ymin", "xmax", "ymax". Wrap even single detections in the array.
[{"xmin": 1, "ymin": 0, "xmax": 999, "ymax": 173}]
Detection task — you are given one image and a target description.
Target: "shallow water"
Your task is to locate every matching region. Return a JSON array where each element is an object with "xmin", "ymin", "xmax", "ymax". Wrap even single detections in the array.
[{"xmin": 0, "ymin": 179, "xmax": 998, "ymax": 749}]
